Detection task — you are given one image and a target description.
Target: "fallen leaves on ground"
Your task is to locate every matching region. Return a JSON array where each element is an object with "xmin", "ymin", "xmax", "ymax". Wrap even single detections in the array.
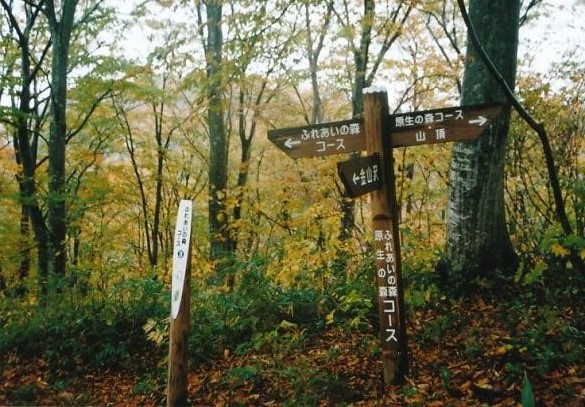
[{"xmin": 1, "ymin": 294, "xmax": 584, "ymax": 406}]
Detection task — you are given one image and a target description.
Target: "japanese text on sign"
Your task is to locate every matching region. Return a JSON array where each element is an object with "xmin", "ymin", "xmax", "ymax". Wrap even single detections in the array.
[
  {"xmin": 337, "ymin": 154, "xmax": 382, "ymax": 198},
  {"xmin": 394, "ymin": 109, "xmax": 464, "ymax": 128},
  {"xmin": 303, "ymin": 123, "xmax": 361, "ymax": 154},
  {"xmin": 355, "ymin": 163, "xmax": 379, "ymax": 186},
  {"xmin": 171, "ymin": 200, "xmax": 192, "ymax": 319},
  {"xmin": 374, "ymin": 227, "xmax": 399, "ymax": 345},
  {"xmin": 301, "ymin": 122, "xmax": 361, "ymax": 140}
]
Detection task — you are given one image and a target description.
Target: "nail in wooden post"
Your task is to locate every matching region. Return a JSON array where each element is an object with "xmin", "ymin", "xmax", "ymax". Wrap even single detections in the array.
[
  {"xmin": 363, "ymin": 88, "xmax": 408, "ymax": 385},
  {"xmin": 167, "ymin": 200, "xmax": 193, "ymax": 406}
]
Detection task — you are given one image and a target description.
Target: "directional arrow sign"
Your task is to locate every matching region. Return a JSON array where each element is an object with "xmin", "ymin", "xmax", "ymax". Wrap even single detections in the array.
[
  {"xmin": 337, "ymin": 154, "xmax": 382, "ymax": 198},
  {"xmin": 268, "ymin": 104, "xmax": 502, "ymax": 158},
  {"xmin": 388, "ymin": 103, "xmax": 502, "ymax": 147},
  {"xmin": 268, "ymin": 118, "xmax": 365, "ymax": 159}
]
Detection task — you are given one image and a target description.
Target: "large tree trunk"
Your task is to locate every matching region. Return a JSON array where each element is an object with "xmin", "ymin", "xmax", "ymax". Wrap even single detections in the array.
[{"xmin": 441, "ymin": 0, "xmax": 519, "ymax": 290}]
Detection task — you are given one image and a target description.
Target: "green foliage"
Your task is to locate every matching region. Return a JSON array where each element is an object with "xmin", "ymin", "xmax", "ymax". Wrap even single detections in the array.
[
  {"xmin": 507, "ymin": 68, "xmax": 585, "ymax": 283},
  {"xmin": 280, "ymin": 365, "xmax": 347, "ymax": 407},
  {"xmin": 184, "ymin": 261, "xmax": 328, "ymax": 363},
  {"xmin": 539, "ymin": 226, "xmax": 585, "ymax": 266},
  {"xmin": 0, "ymin": 278, "xmax": 167, "ymax": 374},
  {"xmin": 521, "ymin": 370, "xmax": 535, "ymax": 407},
  {"xmin": 325, "ymin": 288, "xmax": 373, "ymax": 330},
  {"xmin": 223, "ymin": 365, "xmax": 263, "ymax": 389},
  {"xmin": 131, "ymin": 378, "xmax": 159, "ymax": 396},
  {"xmin": 504, "ymin": 301, "xmax": 584, "ymax": 377}
]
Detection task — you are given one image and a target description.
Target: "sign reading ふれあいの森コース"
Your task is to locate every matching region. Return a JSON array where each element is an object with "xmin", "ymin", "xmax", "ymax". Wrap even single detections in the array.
[{"xmin": 267, "ymin": 118, "xmax": 365, "ymax": 158}]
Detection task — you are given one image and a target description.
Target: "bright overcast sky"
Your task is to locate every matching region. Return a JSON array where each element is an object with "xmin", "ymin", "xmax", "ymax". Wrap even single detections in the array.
[
  {"xmin": 518, "ymin": 0, "xmax": 585, "ymax": 74},
  {"xmin": 113, "ymin": 0, "xmax": 585, "ymax": 76}
]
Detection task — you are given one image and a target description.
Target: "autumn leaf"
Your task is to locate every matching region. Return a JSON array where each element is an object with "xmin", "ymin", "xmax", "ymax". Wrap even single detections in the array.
[{"xmin": 550, "ymin": 242, "xmax": 569, "ymax": 257}]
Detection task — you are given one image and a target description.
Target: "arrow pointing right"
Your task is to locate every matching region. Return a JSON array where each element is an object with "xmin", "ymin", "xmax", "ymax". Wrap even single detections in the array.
[{"xmin": 468, "ymin": 115, "xmax": 488, "ymax": 126}]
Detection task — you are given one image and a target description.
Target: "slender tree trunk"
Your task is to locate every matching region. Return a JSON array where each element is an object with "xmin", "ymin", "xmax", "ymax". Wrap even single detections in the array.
[
  {"xmin": 441, "ymin": 0, "xmax": 519, "ymax": 289},
  {"xmin": 4, "ymin": 3, "xmax": 51, "ymax": 289},
  {"xmin": 17, "ymin": 202, "xmax": 31, "ymax": 281},
  {"xmin": 152, "ymin": 103, "xmax": 166, "ymax": 267},
  {"xmin": 17, "ymin": 83, "xmax": 50, "ymax": 288},
  {"xmin": 230, "ymin": 89, "xmax": 253, "ymax": 254},
  {"xmin": 205, "ymin": 1, "xmax": 230, "ymax": 266},
  {"xmin": 45, "ymin": 0, "xmax": 77, "ymax": 290},
  {"xmin": 0, "ymin": 265, "xmax": 5, "ymax": 292},
  {"xmin": 339, "ymin": 0, "xmax": 373, "ymax": 241}
]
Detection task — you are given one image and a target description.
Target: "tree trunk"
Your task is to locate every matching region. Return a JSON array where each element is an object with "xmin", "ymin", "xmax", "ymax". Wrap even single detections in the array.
[
  {"xmin": 3, "ymin": 1, "xmax": 51, "ymax": 290},
  {"xmin": 205, "ymin": 2, "xmax": 230, "ymax": 266},
  {"xmin": 339, "ymin": 0, "xmax": 373, "ymax": 242},
  {"xmin": 46, "ymin": 0, "xmax": 77, "ymax": 286},
  {"xmin": 442, "ymin": 0, "xmax": 519, "ymax": 290}
]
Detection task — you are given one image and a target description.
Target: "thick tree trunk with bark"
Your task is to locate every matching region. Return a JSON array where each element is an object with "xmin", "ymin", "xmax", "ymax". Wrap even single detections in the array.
[{"xmin": 442, "ymin": 0, "xmax": 519, "ymax": 289}]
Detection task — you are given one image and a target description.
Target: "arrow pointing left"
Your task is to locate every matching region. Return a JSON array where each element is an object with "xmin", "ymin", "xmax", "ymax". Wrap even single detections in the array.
[{"xmin": 284, "ymin": 138, "xmax": 301, "ymax": 149}]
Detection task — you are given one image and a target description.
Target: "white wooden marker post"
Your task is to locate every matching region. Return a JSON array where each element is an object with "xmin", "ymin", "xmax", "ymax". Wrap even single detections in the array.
[{"xmin": 167, "ymin": 200, "xmax": 193, "ymax": 407}]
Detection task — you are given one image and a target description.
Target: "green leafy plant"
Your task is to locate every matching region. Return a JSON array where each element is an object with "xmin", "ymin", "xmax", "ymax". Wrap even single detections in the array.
[{"xmin": 521, "ymin": 370, "xmax": 535, "ymax": 407}]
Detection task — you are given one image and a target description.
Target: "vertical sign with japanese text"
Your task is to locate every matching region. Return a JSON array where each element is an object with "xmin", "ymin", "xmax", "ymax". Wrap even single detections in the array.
[
  {"xmin": 171, "ymin": 200, "xmax": 192, "ymax": 319},
  {"xmin": 373, "ymin": 215, "xmax": 402, "ymax": 354}
]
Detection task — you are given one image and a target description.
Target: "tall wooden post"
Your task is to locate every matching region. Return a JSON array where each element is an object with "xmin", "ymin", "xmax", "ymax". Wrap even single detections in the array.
[
  {"xmin": 167, "ymin": 200, "xmax": 193, "ymax": 406},
  {"xmin": 363, "ymin": 88, "xmax": 408, "ymax": 385}
]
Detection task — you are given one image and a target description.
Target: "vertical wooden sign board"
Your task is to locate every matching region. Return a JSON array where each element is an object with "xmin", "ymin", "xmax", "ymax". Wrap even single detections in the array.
[
  {"xmin": 363, "ymin": 89, "xmax": 408, "ymax": 385},
  {"xmin": 167, "ymin": 200, "xmax": 193, "ymax": 407}
]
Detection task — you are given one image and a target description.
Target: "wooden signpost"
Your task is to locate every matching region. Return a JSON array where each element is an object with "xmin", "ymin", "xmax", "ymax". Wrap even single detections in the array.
[
  {"xmin": 268, "ymin": 89, "xmax": 501, "ymax": 385},
  {"xmin": 167, "ymin": 200, "xmax": 193, "ymax": 407}
]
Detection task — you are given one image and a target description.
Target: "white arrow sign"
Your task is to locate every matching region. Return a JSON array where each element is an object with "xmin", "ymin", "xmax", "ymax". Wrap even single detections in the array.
[
  {"xmin": 468, "ymin": 115, "xmax": 488, "ymax": 126},
  {"xmin": 284, "ymin": 138, "xmax": 301, "ymax": 149},
  {"xmin": 171, "ymin": 200, "xmax": 192, "ymax": 319}
]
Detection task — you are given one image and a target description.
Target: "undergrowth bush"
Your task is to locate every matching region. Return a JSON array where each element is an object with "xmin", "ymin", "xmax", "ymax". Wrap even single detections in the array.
[
  {"xmin": 0, "ymin": 277, "xmax": 167, "ymax": 374},
  {"xmin": 187, "ymin": 262, "xmax": 328, "ymax": 363}
]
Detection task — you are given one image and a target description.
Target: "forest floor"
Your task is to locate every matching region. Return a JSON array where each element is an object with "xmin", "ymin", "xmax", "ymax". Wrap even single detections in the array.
[{"xmin": 1, "ymin": 291, "xmax": 584, "ymax": 406}]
